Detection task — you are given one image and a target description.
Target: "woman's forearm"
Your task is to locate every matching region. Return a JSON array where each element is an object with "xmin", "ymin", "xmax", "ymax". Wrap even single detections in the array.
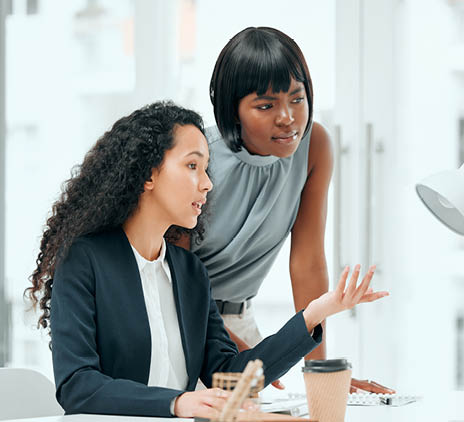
[
  {"xmin": 223, "ymin": 325, "xmax": 250, "ymax": 351},
  {"xmin": 291, "ymin": 266, "xmax": 329, "ymax": 360}
]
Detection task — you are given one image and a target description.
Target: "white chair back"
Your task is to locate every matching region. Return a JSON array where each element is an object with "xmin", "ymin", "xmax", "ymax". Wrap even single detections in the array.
[{"xmin": 0, "ymin": 368, "xmax": 64, "ymax": 420}]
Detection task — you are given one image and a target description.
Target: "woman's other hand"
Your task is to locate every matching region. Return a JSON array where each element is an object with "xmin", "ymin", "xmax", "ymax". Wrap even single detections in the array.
[
  {"xmin": 174, "ymin": 388, "xmax": 230, "ymax": 418},
  {"xmin": 350, "ymin": 378, "xmax": 396, "ymax": 394},
  {"xmin": 303, "ymin": 265, "xmax": 388, "ymax": 331}
]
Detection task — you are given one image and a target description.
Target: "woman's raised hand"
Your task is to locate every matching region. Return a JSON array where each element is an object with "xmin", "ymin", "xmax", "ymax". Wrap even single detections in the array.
[{"xmin": 303, "ymin": 265, "xmax": 388, "ymax": 330}]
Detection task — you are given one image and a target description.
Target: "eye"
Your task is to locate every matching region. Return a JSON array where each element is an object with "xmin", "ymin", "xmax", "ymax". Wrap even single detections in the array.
[
  {"xmin": 188, "ymin": 163, "xmax": 197, "ymax": 170},
  {"xmin": 256, "ymin": 104, "xmax": 273, "ymax": 110},
  {"xmin": 292, "ymin": 97, "xmax": 305, "ymax": 104}
]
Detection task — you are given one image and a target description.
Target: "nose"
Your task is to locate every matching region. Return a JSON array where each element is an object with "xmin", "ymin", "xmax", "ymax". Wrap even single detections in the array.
[
  {"xmin": 200, "ymin": 171, "xmax": 213, "ymax": 193},
  {"xmin": 275, "ymin": 105, "xmax": 294, "ymax": 127}
]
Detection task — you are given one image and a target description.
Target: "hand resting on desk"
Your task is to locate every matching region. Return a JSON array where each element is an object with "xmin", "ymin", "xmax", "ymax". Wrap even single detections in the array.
[
  {"xmin": 350, "ymin": 378, "xmax": 395, "ymax": 394},
  {"xmin": 174, "ymin": 387, "xmax": 257, "ymax": 419}
]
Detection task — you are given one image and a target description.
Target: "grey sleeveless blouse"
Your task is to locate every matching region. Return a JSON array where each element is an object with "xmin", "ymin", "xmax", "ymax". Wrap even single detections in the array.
[{"xmin": 191, "ymin": 126, "xmax": 311, "ymax": 302}]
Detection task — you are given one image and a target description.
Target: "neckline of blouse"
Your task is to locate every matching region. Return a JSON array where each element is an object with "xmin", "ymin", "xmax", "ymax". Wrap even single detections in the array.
[{"xmin": 234, "ymin": 145, "xmax": 280, "ymax": 167}]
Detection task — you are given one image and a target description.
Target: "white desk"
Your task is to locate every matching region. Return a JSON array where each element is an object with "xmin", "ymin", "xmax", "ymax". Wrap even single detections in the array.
[
  {"xmin": 346, "ymin": 390, "xmax": 463, "ymax": 422},
  {"xmin": 2, "ymin": 416, "xmax": 188, "ymax": 422},
  {"xmin": 3, "ymin": 392, "xmax": 463, "ymax": 422}
]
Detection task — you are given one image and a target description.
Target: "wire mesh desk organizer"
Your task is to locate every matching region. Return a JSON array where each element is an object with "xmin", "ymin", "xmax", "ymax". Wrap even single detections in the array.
[
  {"xmin": 212, "ymin": 361, "xmax": 265, "ymax": 400},
  {"xmin": 199, "ymin": 360, "xmax": 313, "ymax": 422},
  {"xmin": 212, "ymin": 359, "xmax": 264, "ymax": 422}
]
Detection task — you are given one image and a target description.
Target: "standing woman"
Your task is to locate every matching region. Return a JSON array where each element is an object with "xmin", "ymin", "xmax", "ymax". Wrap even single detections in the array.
[
  {"xmin": 26, "ymin": 102, "xmax": 387, "ymax": 417},
  {"xmin": 189, "ymin": 27, "xmax": 393, "ymax": 393}
]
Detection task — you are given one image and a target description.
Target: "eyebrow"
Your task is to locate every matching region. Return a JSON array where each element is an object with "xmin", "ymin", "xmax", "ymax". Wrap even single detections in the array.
[
  {"xmin": 252, "ymin": 87, "xmax": 304, "ymax": 102},
  {"xmin": 185, "ymin": 151, "xmax": 210, "ymax": 163},
  {"xmin": 186, "ymin": 151, "xmax": 205, "ymax": 158}
]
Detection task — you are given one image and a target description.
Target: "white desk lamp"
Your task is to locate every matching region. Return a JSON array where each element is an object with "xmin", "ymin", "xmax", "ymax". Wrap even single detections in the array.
[{"xmin": 416, "ymin": 163, "xmax": 464, "ymax": 235}]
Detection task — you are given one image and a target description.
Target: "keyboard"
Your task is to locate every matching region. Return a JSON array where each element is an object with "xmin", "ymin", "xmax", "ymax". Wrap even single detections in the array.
[
  {"xmin": 348, "ymin": 392, "xmax": 421, "ymax": 406},
  {"xmin": 260, "ymin": 392, "xmax": 422, "ymax": 415}
]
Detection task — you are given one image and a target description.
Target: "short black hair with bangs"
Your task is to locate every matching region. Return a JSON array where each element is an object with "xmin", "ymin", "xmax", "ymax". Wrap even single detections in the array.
[{"xmin": 209, "ymin": 26, "xmax": 314, "ymax": 152}]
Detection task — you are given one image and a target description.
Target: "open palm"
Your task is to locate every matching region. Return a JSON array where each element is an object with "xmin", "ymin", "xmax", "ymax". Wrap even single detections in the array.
[{"xmin": 303, "ymin": 265, "xmax": 388, "ymax": 327}]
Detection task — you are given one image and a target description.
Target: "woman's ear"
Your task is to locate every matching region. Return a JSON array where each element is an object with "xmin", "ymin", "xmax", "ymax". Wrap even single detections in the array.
[
  {"xmin": 144, "ymin": 169, "xmax": 156, "ymax": 191},
  {"xmin": 144, "ymin": 179, "xmax": 154, "ymax": 191}
]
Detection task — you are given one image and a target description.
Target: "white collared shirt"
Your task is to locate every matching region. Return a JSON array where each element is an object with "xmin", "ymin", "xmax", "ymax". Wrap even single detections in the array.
[{"xmin": 130, "ymin": 240, "xmax": 188, "ymax": 390}]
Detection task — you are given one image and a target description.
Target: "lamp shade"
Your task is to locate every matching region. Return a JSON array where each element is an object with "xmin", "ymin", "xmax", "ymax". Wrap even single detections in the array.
[{"xmin": 416, "ymin": 163, "xmax": 464, "ymax": 235}]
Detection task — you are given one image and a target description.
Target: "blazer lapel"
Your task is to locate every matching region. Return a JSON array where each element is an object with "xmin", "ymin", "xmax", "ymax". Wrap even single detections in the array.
[
  {"xmin": 165, "ymin": 243, "xmax": 194, "ymax": 387},
  {"xmin": 101, "ymin": 228, "xmax": 153, "ymax": 385}
]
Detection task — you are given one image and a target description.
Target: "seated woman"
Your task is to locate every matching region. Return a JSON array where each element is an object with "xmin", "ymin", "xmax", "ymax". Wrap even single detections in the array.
[{"xmin": 26, "ymin": 102, "xmax": 388, "ymax": 419}]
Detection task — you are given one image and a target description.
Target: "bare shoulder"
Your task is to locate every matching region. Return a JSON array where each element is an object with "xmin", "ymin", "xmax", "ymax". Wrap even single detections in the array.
[{"xmin": 307, "ymin": 121, "xmax": 334, "ymax": 175}]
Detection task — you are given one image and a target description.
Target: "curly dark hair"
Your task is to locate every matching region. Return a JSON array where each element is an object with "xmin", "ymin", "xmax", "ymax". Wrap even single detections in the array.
[{"xmin": 25, "ymin": 101, "xmax": 207, "ymax": 333}]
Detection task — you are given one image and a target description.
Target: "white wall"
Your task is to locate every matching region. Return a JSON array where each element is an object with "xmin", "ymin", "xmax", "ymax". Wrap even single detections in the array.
[{"xmin": 4, "ymin": 4, "xmax": 464, "ymax": 415}]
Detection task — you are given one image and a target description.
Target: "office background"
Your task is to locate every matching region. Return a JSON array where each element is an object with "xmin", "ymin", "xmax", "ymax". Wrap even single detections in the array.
[{"xmin": 1, "ymin": 0, "xmax": 464, "ymax": 419}]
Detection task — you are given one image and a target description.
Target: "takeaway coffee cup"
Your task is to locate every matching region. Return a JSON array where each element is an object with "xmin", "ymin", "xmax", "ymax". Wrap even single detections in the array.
[{"xmin": 303, "ymin": 359, "xmax": 352, "ymax": 422}]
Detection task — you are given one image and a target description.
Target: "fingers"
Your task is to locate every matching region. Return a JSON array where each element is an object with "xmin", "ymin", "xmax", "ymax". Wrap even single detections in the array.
[
  {"xmin": 352, "ymin": 265, "xmax": 376, "ymax": 303},
  {"xmin": 335, "ymin": 266, "xmax": 350, "ymax": 295},
  {"xmin": 352, "ymin": 379, "xmax": 396, "ymax": 394},
  {"xmin": 359, "ymin": 291, "xmax": 389, "ymax": 303},
  {"xmin": 212, "ymin": 388, "xmax": 229, "ymax": 399},
  {"xmin": 369, "ymin": 380, "xmax": 396, "ymax": 394},
  {"xmin": 241, "ymin": 398, "xmax": 260, "ymax": 411},
  {"xmin": 175, "ymin": 390, "xmax": 228, "ymax": 418},
  {"xmin": 200, "ymin": 388, "xmax": 230, "ymax": 408},
  {"xmin": 345, "ymin": 265, "xmax": 360, "ymax": 297},
  {"xmin": 196, "ymin": 406, "xmax": 221, "ymax": 420},
  {"xmin": 350, "ymin": 385, "xmax": 367, "ymax": 393},
  {"xmin": 338, "ymin": 265, "xmax": 387, "ymax": 309},
  {"xmin": 271, "ymin": 379, "xmax": 285, "ymax": 390}
]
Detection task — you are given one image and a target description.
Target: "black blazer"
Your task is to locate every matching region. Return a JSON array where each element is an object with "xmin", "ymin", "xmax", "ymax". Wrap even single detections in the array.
[{"xmin": 51, "ymin": 228, "xmax": 322, "ymax": 417}]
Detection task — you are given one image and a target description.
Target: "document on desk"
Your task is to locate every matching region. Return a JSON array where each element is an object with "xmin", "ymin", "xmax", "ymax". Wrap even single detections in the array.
[
  {"xmin": 260, "ymin": 392, "xmax": 422, "ymax": 415},
  {"xmin": 260, "ymin": 397, "xmax": 308, "ymax": 416}
]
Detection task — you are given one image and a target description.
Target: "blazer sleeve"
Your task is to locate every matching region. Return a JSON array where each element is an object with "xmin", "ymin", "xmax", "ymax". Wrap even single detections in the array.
[
  {"xmin": 51, "ymin": 241, "xmax": 183, "ymax": 417},
  {"xmin": 199, "ymin": 266, "xmax": 323, "ymax": 387}
]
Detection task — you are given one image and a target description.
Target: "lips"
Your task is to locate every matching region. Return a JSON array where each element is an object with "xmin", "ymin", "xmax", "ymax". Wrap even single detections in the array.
[
  {"xmin": 273, "ymin": 130, "xmax": 297, "ymax": 139},
  {"xmin": 192, "ymin": 201, "xmax": 204, "ymax": 209},
  {"xmin": 192, "ymin": 199, "xmax": 206, "ymax": 215},
  {"xmin": 271, "ymin": 130, "xmax": 298, "ymax": 144}
]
